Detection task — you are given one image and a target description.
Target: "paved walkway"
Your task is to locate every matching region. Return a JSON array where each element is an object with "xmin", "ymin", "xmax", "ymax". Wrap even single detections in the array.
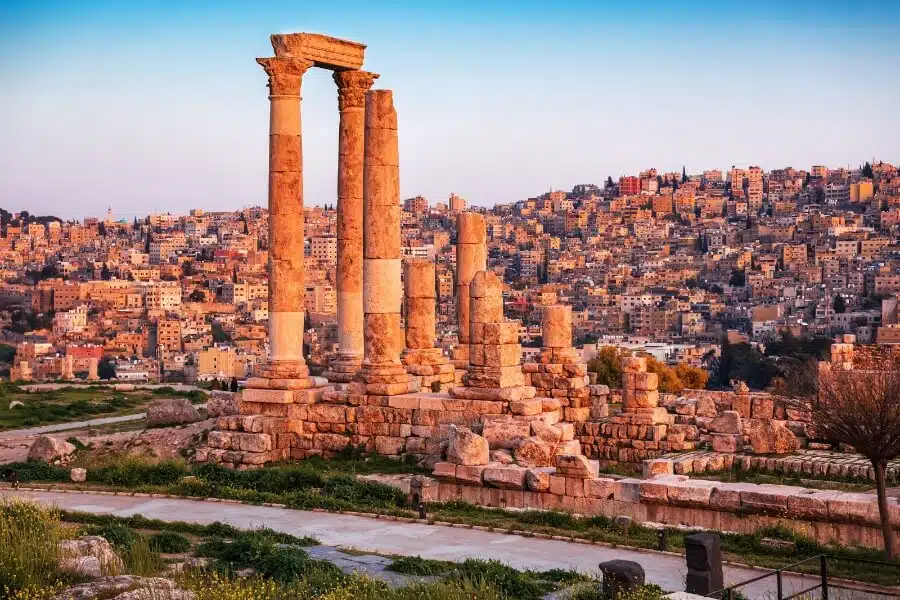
[
  {"xmin": 0, "ymin": 489, "xmax": 828, "ymax": 598},
  {"xmin": 0, "ymin": 413, "xmax": 149, "ymax": 441}
]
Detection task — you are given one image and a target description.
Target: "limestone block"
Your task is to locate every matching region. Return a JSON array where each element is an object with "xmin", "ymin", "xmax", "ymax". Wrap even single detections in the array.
[
  {"xmin": 482, "ymin": 416, "xmax": 531, "ymax": 449},
  {"xmin": 631, "ymin": 390, "xmax": 660, "ymax": 408},
  {"xmin": 541, "ymin": 305, "xmax": 572, "ymax": 348},
  {"xmin": 514, "ymin": 437, "xmax": 554, "ymax": 468},
  {"xmin": 666, "ymin": 481, "xmax": 717, "ymax": 508},
  {"xmin": 483, "ymin": 344, "xmax": 522, "ymax": 367},
  {"xmin": 447, "ymin": 426, "xmax": 489, "ymax": 466},
  {"xmin": 751, "ymin": 396, "xmax": 775, "ymax": 420},
  {"xmin": 510, "ymin": 398, "xmax": 543, "ymax": 416},
  {"xmin": 375, "ymin": 435, "xmax": 404, "ymax": 455},
  {"xmin": 711, "ymin": 433, "xmax": 742, "ymax": 454},
  {"xmin": 483, "ymin": 465, "xmax": 527, "ymax": 490},
  {"xmin": 308, "ymin": 404, "xmax": 347, "ymax": 423},
  {"xmin": 564, "ymin": 407, "xmax": 590, "ymax": 422},
  {"xmin": 363, "ymin": 259, "xmax": 402, "ymax": 312},
  {"xmin": 731, "ymin": 394, "xmax": 751, "ymax": 418},
  {"xmin": 632, "ymin": 372, "xmax": 658, "ymax": 391},
  {"xmin": 242, "ymin": 388, "xmax": 294, "ymax": 404},
  {"xmin": 555, "ymin": 440, "xmax": 581, "ymax": 456},
  {"xmin": 708, "ymin": 411, "xmax": 742, "ymax": 435},
  {"xmin": 566, "ymin": 477, "xmax": 585, "ymax": 498},
  {"xmin": 470, "ymin": 297, "xmax": 504, "ymax": 326},
  {"xmin": 490, "ymin": 449, "xmax": 515, "ymax": 464},
  {"xmin": 642, "ymin": 459, "xmax": 674, "ymax": 478},
  {"xmin": 638, "ymin": 481, "xmax": 669, "ymax": 504},
  {"xmin": 695, "ymin": 396, "xmax": 718, "ymax": 417},
  {"xmin": 456, "ymin": 464, "xmax": 487, "ymax": 485},
  {"xmin": 525, "ymin": 468, "xmax": 553, "ymax": 492},
  {"xmin": 747, "ymin": 420, "xmax": 800, "ymax": 455},
  {"xmin": 787, "ymin": 490, "xmax": 843, "ymax": 520},
  {"xmin": 463, "ymin": 367, "xmax": 525, "ymax": 388},
  {"xmin": 613, "ymin": 478, "xmax": 641, "ymax": 503},
  {"xmin": 483, "ymin": 321, "xmax": 519, "ymax": 344},
  {"xmin": 740, "ymin": 484, "xmax": 807, "ymax": 515},
  {"xmin": 531, "ymin": 421, "xmax": 562, "ymax": 443},
  {"xmin": 585, "ymin": 478, "xmax": 615, "ymax": 499},
  {"xmin": 470, "ymin": 270, "xmax": 503, "ymax": 299},
  {"xmin": 555, "ymin": 454, "xmax": 597, "ymax": 479},
  {"xmin": 433, "ymin": 462, "xmax": 456, "ymax": 481}
]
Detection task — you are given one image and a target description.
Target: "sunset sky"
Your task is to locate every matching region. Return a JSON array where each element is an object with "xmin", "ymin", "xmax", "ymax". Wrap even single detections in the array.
[{"xmin": 1, "ymin": 0, "xmax": 898, "ymax": 218}]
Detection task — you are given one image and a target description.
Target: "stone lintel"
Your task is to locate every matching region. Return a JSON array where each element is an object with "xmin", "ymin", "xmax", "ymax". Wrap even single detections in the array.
[{"xmin": 271, "ymin": 33, "xmax": 366, "ymax": 70}]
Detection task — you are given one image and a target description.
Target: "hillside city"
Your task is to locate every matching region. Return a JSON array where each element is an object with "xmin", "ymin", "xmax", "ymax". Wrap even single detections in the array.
[{"xmin": 2, "ymin": 160, "xmax": 898, "ymax": 388}]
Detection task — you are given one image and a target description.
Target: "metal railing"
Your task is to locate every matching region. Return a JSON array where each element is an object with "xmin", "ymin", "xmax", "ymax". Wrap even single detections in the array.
[{"xmin": 712, "ymin": 554, "xmax": 900, "ymax": 600}]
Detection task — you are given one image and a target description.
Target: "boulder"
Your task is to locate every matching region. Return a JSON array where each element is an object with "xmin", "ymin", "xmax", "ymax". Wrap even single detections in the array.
[
  {"xmin": 708, "ymin": 410, "xmax": 742, "ymax": 435},
  {"xmin": 206, "ymin": 391, "xmax": 240, "ymax": 417},
  {"xmin": 70, "ymin": 468, "xmax": 87, "ymax": 482},
  {"xmin": 481, "ymin": 416, "xmax": 531, "ymax": 449},
  {"xmin": 748, "ymin": 420, "xmax": 800, "ymax": 455},
  {"xmin": 446, "ymin": 426, "xmax": 489, "ymax": 466},
  {"xmin": 55, "ymin": 576, "xmax": 193, "ymax": 600},
  {"xmin": 28, "ymin": 435, "xmax": 77, "ymax": 463},
  {"xmin": 513, "ymin": 437, "xmax": 554, "ymax": 468},
  {"xmin": 58, "ymin": 536, "xmax": 123, "ymax": 578},
  {"xmin": 711, "ymin": 433, "xmax": 742, "ymax": 454},
  {"xmin": 146, "ymin": 398, "xmax": 200, "ymax": 427}
]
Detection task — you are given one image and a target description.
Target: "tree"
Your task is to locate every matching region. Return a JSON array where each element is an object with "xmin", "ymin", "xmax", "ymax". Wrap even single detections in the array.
[
  {"xmin": 862, "ymin": 161, "xmax": 874, "ymax": 179},
  {"xmin": 832, "ymin": 294, "xmax": 847, "ymax": 314},
  {"xmin": 188, "ymin": 289, "xmax": 205, "ymax": 302},
  {"xmin": 98, "ymin": 358, "xmax": 116, "ymax": 380},
  {"xmin": 587, "ymin": 346, "xmax": 623, "ymax": 388},
  {"xmin": 682, "ymin": 166, "xmax": 688, "ymax": 184},
  {"xmin": 100, "ymin": 263, "xmax": 112, "ymax": 281},
  {"xmin": 605, "ymin": 176, "xmax": 614, "ymax": 189},
  {"xmin": 788, "ymin": 362, "xmax": 900, "ymax": 559}
]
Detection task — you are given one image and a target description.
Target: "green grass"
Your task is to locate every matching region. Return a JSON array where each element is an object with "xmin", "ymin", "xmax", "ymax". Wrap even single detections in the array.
[{"xmin": 0, "ymin": 384, "xmax": 205, "ymax": 431}]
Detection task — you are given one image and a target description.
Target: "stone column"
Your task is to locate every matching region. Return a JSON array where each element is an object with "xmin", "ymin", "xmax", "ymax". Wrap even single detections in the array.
[
  {"xmin": 402, "ymin": 260, "xmax": 455, "ymax": 388},
  {"xmin": 87, "ymin": 358, "xmax": 99, "ymax": 381},
  {"xmin": 327, "ymin": 70, "xmax": 379, "ymax": 383},
  {"xmin": 255, "ymin": 56, "xmax": 313, "ymax": 385},
  {"xmin": 356, "ymin": 89, "xmax": 412, "ymax": 395},
  {"xmin": 453, "ymin": 212, "xmax": 486, "ymax": 366}
]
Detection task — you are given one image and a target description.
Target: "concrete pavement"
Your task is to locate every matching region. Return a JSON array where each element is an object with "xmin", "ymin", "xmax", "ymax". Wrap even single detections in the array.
[{"xmin": 0, "ymin": 489, "xmax": 828, "ymax": 597}]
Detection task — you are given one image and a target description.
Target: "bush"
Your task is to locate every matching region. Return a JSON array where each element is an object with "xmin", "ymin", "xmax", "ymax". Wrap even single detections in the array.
[
  {"xmin": 149, "ymin": 531, "xmax": 191, "ymax": 553},
  {"xmin": 388, "ymin": 556, "xmax": 453, "ymax": 576},
  {"xmin": 3, "ymin": 462, "xmax": 70, "ymax": 483},
  {"xmin": 0, "ymin": 500, "xmax": 67, "ymax": 596},
  {"xmin": 84, "ymin": 522, "xmax": 136, "ymax": 550},
  {"xmin": 449, "ymin": 559, "xmax": 552, "ymax": 600},
  {"xmin": 88, "ymin": 457, "xmax": 188, "ymax": 487}
]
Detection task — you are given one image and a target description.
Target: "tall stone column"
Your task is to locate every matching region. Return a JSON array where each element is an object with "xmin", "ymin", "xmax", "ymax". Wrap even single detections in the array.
[
  {"xmin": 453, "ymin": 212, "xmax": 486, "ymax": 367},
  {"xmin": 327, "ymin": 70, "xmax": 379, "ymax": 383},
  {"xmin": 355, "ymin": 89, "xmax": 414, "ymax": 395},
  {"xmin": 255, "ymin": 56, "xmax": 313, "ymax": 385}
]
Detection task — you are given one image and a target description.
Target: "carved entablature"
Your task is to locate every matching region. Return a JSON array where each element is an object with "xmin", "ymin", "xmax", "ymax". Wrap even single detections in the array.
[
  {"xmin": 256, "ymin": 57, "xmax": 314, "ymax": 96},
  {"xmin": 271, "ymin": 33, "xmax": 366, "ymax": 71},
  {"xmin": 334, "ymin": 71, "xmax": 380, "ymax": 111}
]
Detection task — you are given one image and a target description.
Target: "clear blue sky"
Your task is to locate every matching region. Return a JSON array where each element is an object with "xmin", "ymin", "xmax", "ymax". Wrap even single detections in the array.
[{"xmin": 1, "ymin": 0, "xmax": 898, "ymax": 219}]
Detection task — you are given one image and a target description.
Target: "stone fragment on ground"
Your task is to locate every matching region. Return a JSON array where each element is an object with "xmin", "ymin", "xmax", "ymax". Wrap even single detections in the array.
[
  {"xmin": 59, "ymin": 535, "xmax": 124, "ymax": 577},
  {"xmin": 446, "ymin": 425, "xmax": 489, "ymax": 466},
  {"xmin": 54, "ymin": 576, "xmax": 192, "ymax": 600},
  {"xmin": 28, "ymin": 435, "xmax": 76, "ymax": 463},
  {"xmin": 146, "ymin": 398, "xmax": 201, "ymax": 427}
]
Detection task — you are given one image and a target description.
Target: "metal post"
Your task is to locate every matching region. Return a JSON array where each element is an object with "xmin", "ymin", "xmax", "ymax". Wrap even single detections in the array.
[
  {"xmin": 776, "ymin": 570, "xmax": 783, "ymax": 600},
  {"xmin": 820, "ymin": 555, "xmax": 829, "ymax": 600}
]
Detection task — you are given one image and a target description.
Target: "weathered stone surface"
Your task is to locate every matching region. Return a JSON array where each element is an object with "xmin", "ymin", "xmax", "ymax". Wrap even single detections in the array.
[
  {"xmin": 446, "ymin": 426, "xmax": 489, "ymax": 466},
  {"xmin": 526, "ymin": 467, "xmax": 553, "ymax": 492},
  {"xmin": 513, "ymin": 437, "xmax": 554, "ymax": 468},
  {"xmin": 510, "ymin": 398, "xmax": 542, "ymax": 416},
  {"xmin": 585, "ymin": 477, "xmax": 615, "ymax": 499},
  {"xmin": 206, "ymin": 392, "xmax": 240, "ymax": 417},
  {"xmin": 146, "ymin": 398, "xmax": 201, "ymax": 427},
  {"xmin": 483, "ymin": 465, "xmax": 527, "ymax": 490},
  {"xmin": 28, "ymin": 435, "xmax": 76, "ymax": 463},
  {"xmin": 748, "ymin": 420, "xmax": 800, "ymax": 455},
  {"xmin": 482, "ymin": 416, "xmax": 531, "ymax": 449},
  {"xmin": 555, "ymin": 454, "xmax": 597, "ymax": 478},
  {"xmin": 695, "ymin": 396, "xmax": 718, "ymax": 417},
  {"xmin": 490, "ymin": 449, "xmax": 515, "ymax": 465},
  {"xmin": 531, "ymin": 421, "xmax": 562, "ymax": 443},
  {"xmin": 642, "ymin": 459, "xmax": 673, "ymax": 478},
  {"xmin": 708, "ymin": 410, "xmax": 741, "ymax": 435},
  {"xmin": 59, "ymin": 536, "xmax": 123, "ymax": 576},
  {"xmin": 70, "ymin": 468, "xmax": 87, "ymax": 482},
  {"xmin": 455, "ymin": 464, "xmax": 487, "ymax": 485},
  {"xmin": 711, "ymin": 433, "xmax": 742, "ymax": 453},
  {"xmin": 55, "ymin": 576, "xmax": 192, "ymax": 600},
  {"xmin": 541, "ymin": 305, "xmax": 572, "ymax": 348}
]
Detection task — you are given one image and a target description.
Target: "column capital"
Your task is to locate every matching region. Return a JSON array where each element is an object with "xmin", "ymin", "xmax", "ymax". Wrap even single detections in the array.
[
  {"xmin": 333, "ymin": 70, "xmax": 379, "ymax": 111},
  {"xmin": 257, "ymin": 57, "xmax": 314, "ymax": 97}
]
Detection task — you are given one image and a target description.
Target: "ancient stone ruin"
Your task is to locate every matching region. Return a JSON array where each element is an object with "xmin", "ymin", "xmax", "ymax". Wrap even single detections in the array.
[{"xmin": 193, "ymin": 31, "xmax": 899, "ymax": 551}]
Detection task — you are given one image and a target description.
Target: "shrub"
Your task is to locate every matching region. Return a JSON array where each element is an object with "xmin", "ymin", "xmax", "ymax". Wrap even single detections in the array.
[
  {"xmin": 388, "ymin": 556, "xmax": 453, "ymax": 576},
  {"xmin": 88, "ymin": 457, "xmax": 188, "ymax": 487},
  {"xmin": 149, "ymin": 531, "xmax": 191, "ymax": 553},
  {"xmin": 449, "ymin": 559, "xmax": 552, "ymax": 600},
  {"xmin": 121, "ymin": 535, "xmax": 165, "ymax": 576},
  {"xmin": 0, "ymin": 500, "xmax": 66, "ymax": 596},
  {"xmin": 84, "ymin": 522, "xmax": 136, "ymax": 550},
  {"xmin": 3, "ymin": 462, "xmax": 69, "ymax": 483}
]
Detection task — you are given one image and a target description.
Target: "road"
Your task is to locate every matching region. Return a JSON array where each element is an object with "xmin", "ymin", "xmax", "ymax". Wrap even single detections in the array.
[{"xmin": 0, "ymin": 489, "xmax": 835, "ymax": 598}]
